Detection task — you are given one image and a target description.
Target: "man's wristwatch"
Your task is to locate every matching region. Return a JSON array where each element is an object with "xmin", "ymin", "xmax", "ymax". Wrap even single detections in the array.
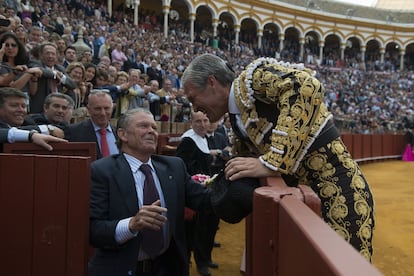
[
  {"xmin": 28, "ymin": 130, "xmax": 38, "ymax": 142},
  {"xmin": 47, "ymin": 125, "xmax": 57, "ymax": 136}
]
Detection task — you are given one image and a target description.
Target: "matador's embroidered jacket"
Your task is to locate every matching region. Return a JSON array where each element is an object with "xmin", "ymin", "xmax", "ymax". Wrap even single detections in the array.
[{"xmin": 232, "ymin": 58, "xmax": 333, "ymax": 175}]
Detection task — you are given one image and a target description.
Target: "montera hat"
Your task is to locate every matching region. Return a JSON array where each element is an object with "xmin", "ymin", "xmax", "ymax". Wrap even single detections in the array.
[{"xmin": 209, "ymin": 171, "xmax": 260, "ymax": 224}]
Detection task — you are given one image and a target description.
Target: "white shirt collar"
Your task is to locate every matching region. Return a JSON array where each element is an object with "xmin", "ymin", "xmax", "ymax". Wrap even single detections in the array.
[
  {"xmin": 123, "ymin": 153, "xmax": 155, "ymax": 174},
  {"xmin": 181, "ymin": 129, "xmax": 210, "ymax": 154},
  {"xmin": 228, "ymin": 81, "xmax": 240, "ymax": 115}
]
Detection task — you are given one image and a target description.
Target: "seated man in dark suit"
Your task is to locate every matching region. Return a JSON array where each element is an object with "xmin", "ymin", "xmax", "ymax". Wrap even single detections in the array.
[
  {"xmin": 0, "ymin": 87, "xmax": 66, "ymax": 151},
  {"xmin": 64, "ymin": 90, "xmax": 118, "ymax": 159},
  {"xmin": 30, "ymin": 93, "xmax": 74, "ymax": 129},
  {"xmin": 0, "ymin": 87, "xmax": 65, "ymax": 135},
  {"xmin": 88, "ymin": 108, "xmax": 212, "ymax": 276}
]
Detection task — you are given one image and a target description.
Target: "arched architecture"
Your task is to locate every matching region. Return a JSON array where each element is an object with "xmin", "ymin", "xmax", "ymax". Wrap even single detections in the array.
[{"xmin": 112, "ymin": 0, "xmax": 414, "ymax": 70}]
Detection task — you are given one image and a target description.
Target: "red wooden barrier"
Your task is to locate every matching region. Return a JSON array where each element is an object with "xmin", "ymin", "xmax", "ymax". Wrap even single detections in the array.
[
  {"xmin": 341, "ymin": 134, "xmax": 353, "ymax": 156},
  {"xmin": 245, "ymin": 178, "xmax": 320, "ymax": 275},
  {"xmin": 371, "ymin": 134, "xmax": 383, "ymax": 158},
  {"xmin": 278, "ymin": 197, "xmax": 382, "ymax": 276},
  {"xmin": 352, "ymin": 134, "xmax": 363, "ymax": 159},
  {"xmin": 243, "ymin": 177, "xmax": 383, "ymax": 276},
  {"xmin": 3, "ymin": 142, "xmax": 97, "ymax": 160},
  {"xmin": 0, "ymin": 154, "xmax": 90, "ymax": 276},
  {"xmin": 362, "ymin": 134, "xmax": 372, "ymax": 158},
  {"xmin": 157, "ymin": 133, "xmax": 182, "ymax": 155},
  {"xmin": 339, "ymin": 133, "xmax": 405, "ymax": 163},
  {"xmin": 393, "ymin": 134, "xmax": 406, "ymax": 155},
  {"xmin": 382, "ymin": 134, "xmax": 395, "ymax": 156}
]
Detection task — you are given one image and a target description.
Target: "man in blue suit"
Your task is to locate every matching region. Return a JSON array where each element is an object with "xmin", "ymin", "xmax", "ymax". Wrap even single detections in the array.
[{"xmin": 88, "ymin": 108, "xmax": 212, "ymax": 276}]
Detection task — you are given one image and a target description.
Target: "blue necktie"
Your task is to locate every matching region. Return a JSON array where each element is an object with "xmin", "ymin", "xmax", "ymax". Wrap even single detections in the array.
[{"xmin": 139, "ymin": 164, "xmax": 164, "ymax": 258}]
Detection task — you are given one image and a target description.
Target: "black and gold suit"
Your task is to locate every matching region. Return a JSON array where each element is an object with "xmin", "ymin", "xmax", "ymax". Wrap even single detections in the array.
[{"xmin": 231, "ymin": 58, "xmax": 375, "ymax": 261}]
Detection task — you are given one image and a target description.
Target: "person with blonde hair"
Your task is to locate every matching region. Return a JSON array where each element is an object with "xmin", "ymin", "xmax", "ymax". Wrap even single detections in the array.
[{"xmin": 65, "ymin": 61, "xmax": 88, "ymax": 109}]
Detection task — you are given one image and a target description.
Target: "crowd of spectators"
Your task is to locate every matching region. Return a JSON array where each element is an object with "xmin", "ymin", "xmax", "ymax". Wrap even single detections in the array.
[{"xmin": 0, "ymin": 0, "xmax": 413, "ymax": 134}]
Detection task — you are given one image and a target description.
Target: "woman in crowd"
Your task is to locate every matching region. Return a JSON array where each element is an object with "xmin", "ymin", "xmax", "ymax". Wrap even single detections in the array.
[
  {"xmin": 65, "ymin": 62, "xmax": 88, "ymax": 109},
  {"xmin": 0, "ymin": 32, "xmax": 41, "ymax": 93},
  {"xmin": 14, "ymin": 24, "xmax": 28, "ymax": 50},
  {"xmin": 84, "ymin": 62, "xmax": 97, "ymax": 86}
]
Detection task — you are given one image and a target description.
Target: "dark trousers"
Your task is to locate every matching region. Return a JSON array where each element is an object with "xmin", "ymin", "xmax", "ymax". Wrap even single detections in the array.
[
  {"xmin": 185, "ymin": 218, "xmax": 196, "ymax": 262},
  {"xmin": 193, "ymin": 210, "xmax": 220, "ymax": 268},
  {"xmin": 137, "ymin": 240, "xmax": 188, "ymax": 276}
]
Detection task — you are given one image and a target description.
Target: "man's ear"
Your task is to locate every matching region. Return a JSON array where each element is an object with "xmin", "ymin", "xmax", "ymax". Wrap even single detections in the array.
[
  {"xmin": 207, "ymin": 75, "xmax": 216, "ymax": 87},
  {"xmin": 117, "ymin": 128, "xmax": 127, "ymax": 143}
]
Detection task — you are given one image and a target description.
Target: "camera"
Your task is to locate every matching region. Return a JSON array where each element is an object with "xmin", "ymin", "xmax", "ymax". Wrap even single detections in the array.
[{"xmin": 0, "ymin": 18, "xmax": 11, "ymax": 27}]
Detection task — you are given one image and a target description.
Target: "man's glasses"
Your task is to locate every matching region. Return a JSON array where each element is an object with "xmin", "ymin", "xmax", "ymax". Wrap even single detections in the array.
[{"xmin": 5, "ymin": 43, "xmax": 17, "ymax": 48}]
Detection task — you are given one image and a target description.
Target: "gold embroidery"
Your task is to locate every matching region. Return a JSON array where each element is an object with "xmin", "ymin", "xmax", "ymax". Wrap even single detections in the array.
[
  {"xmin": 234, "ymin": 59, "xmax": 332, "ymax": 174},
  {"xmin": 295, "ymin": 139, "xmax": 374, "ymax": 262}
]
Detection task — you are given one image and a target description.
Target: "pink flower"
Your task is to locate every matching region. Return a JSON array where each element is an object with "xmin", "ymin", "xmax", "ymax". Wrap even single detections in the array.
[{"xmin": 192, "ymin": 174, "xmax": 211, "ymax": 186}]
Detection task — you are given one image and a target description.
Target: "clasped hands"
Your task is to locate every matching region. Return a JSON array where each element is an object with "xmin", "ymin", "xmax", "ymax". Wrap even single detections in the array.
[{"xmin": 128, "ymin": 200, "xmax": 168, "ymax": 232}]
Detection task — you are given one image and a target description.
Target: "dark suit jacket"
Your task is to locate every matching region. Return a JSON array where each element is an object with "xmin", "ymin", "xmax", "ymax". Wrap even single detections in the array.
[
  {"xmin": 0, "ymin": 118, "xmax": 42, "ymax": 152},
  {"xmin": 88, "ymin": 154, "xmax": 211, "ymax": 276},
  {"xmin": 149, "ymin": 93, "xmax": 167, "ymax": 120},
  {"xmin": 63, "ymin": 119, "xmax": 116, "ymax": 159},
  {"xmin": 30, "ymin": 113, "xmax": 68, "ymax": 129},
  {"xmin": 146, "ymin": 67, "xmax": 163, "ymax": 86},
  {"xmin": 28, "ymin": 61, "xmax": 76, "ymax": 113},
  {"xmin": 216, "ymin": 125, "xmax": 231, "ymax": 146},
  {"xmin": 207, "ymin": 132, "xmax": 229, "ymax": 174},
  {"xmin": 0, "ymin": 117, "xmax": 42, "ymax": 132},
  {"xmin": 0, "ymin": 128, "xmax": 9, "ymax": 144},
  {"xmin": 175, "ymin": 137, "xmax": 212, "ymax": 176}
]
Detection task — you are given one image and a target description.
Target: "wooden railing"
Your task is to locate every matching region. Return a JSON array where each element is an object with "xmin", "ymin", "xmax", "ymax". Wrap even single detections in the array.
[
  {"xmin": 240, "ymin": 133, "xmax": 404, "ymax": 275},
  {"xmin": 243, "ymin": 177, "xmax": 383, "ymax": 276},
  {"xmin": 340, "ymin": 133, "xmax": 405, "ymax": 163},
  {"xmin": 157, "ymin": 133, "xmax": 182, "ymax": 155},
  {"xmin": 1, "ymin": 142, "xmax": 96, "ymax": 276},
  {"xmin": 2, "ymin": 141, "xmax": 97, "ymax": 160},
  {"xmin": 0, "ymin": 152, "xmax": 91, "ymax": 276}
]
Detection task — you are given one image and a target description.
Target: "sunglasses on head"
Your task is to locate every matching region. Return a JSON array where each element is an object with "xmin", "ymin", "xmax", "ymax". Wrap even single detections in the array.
[{"xmin": 5, "ymin": 43, "xmax": 17, "ymax": 48}]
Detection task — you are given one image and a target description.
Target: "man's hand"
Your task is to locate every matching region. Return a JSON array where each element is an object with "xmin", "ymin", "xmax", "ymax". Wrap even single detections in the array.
[
  {"xmin": 31, "ymin": 133, "xmax": 67, "ymax": 151},
  {"xmin": 27, "ymin": 67, "xmax": 43, "ymax": 78},
  {"xmin": 225, "ymin": 157, "xmax": 280, "ymax": 181},
  {"xmin": 128, "ymin": 200, "xmax": 167, "ymax": 232},
  {"xmin": 48, "ymin": 125, "xmax": 65, "ymax": 138},
  {"xmin": 144, "ymin": 85, "xmax": 151, "ymax": 94},
  {"xmin": 120, "ymin": 81, "xmax": 133, "ymax": 91}
]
